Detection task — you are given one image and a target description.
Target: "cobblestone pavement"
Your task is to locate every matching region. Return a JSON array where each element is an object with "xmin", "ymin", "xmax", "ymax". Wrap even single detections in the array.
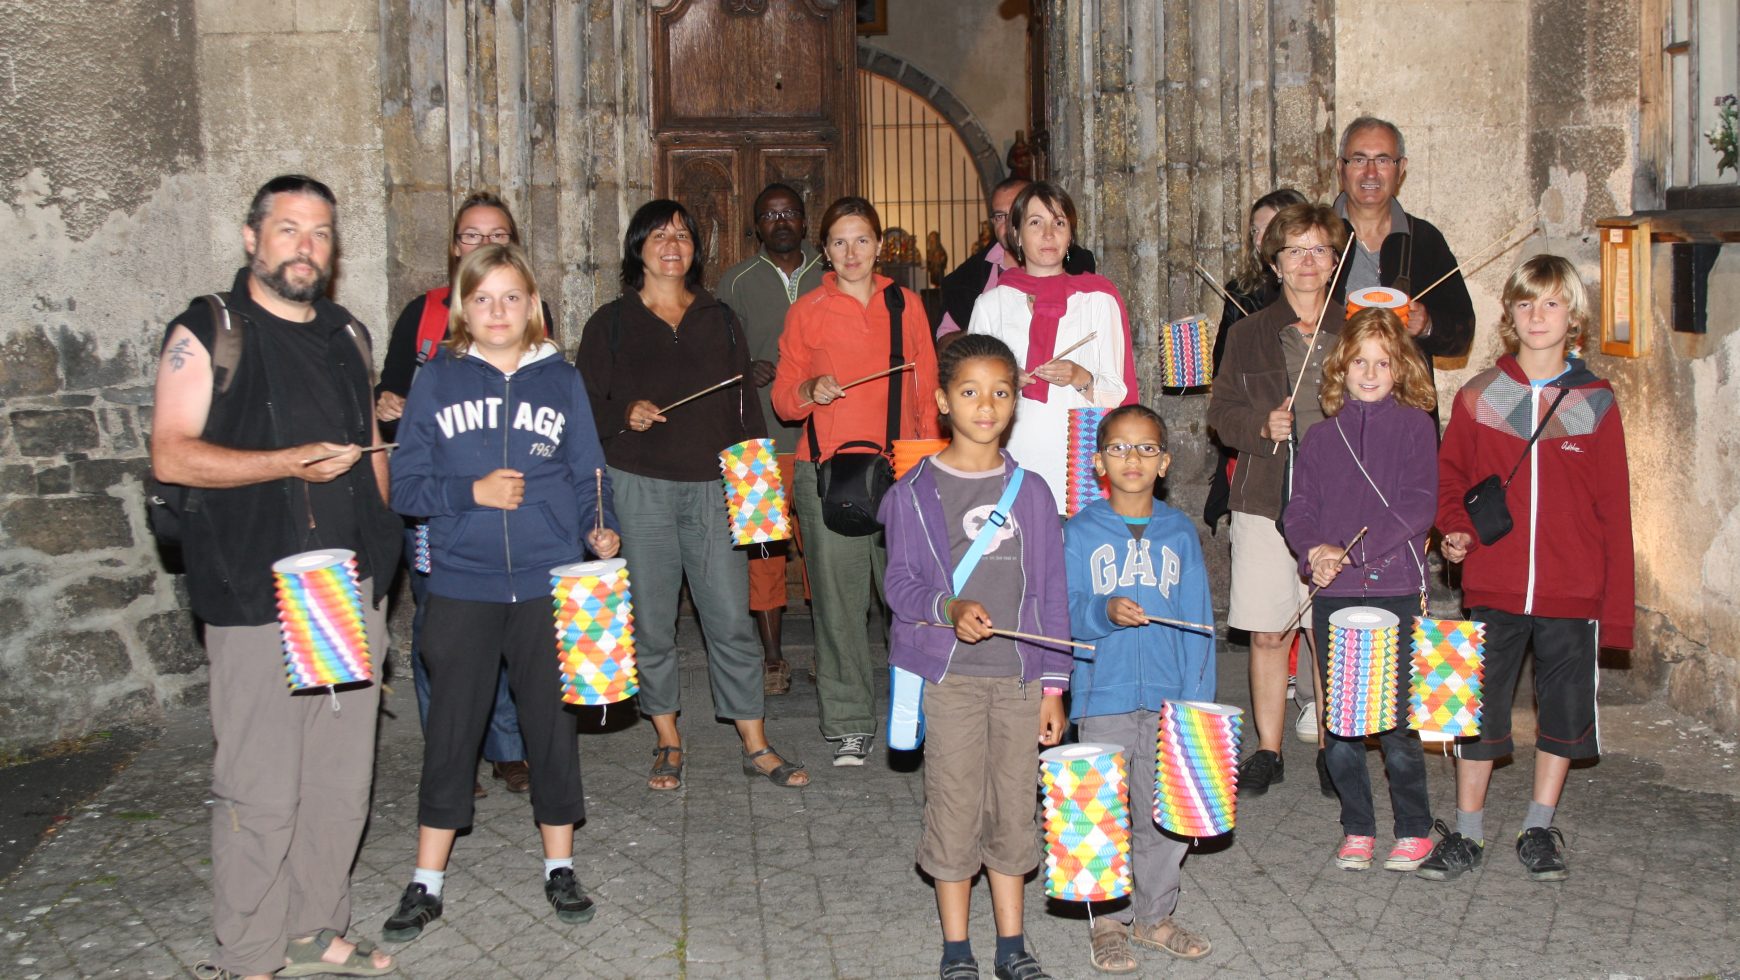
[{"xmin": 2, "ymin": 608, "xmax": 1738, "ymax": 978}]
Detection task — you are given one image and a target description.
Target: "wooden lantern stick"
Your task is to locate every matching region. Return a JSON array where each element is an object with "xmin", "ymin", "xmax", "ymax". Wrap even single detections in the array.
[
  {"xmin": 1279, "ymin": 525, "xmax": 1370, "ymax": 633},
  {"xmin": 919, "ymin": 621, "xmax": 1095, "ymax": 652},
  {"xmin": 594, "ymin": 468, "xmax": 604, "ymax": 533},
  {"xmin": 798, "ymin": 362, "xmax": 916, "ymax": 407},
  {"xmin": 1411, "ymin": 209, "xmax": 1543, "ymax": 304},
  {"xmin": 1142, "ymin": 614, "xmax": 1217, "ymax": 634},
  {"xmin": 658, "ymin": 374, "xmax": 743, "ymax": 415},
  {"xmin": 301, "ymin": 443, "xmax": 397, "ymax": 466},
  {"xmin": 1192, "ymin": 261, "xmax": 1249, "ymax": 317}
]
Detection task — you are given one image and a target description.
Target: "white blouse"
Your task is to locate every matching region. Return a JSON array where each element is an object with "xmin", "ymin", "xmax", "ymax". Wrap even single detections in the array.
[{"xmin": 967, "ymin": 284, "xmax": 1129, "ymax": 505}]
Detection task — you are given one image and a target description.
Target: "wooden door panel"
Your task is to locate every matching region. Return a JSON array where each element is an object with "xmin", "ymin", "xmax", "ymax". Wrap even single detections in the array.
[
  {"xmin": 665, "ymin": 147, "xmax": 744, "ymax": 281},
  {"xmin": 758, "ymin": 146, "xmax": 832, "ymax": 226},
  {"xmin": 654, "ymin": 0, "xmax": 840, "ymax": 128}
]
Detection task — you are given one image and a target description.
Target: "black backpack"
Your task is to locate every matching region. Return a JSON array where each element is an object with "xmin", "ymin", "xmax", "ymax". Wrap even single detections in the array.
[{"xmin": 145, "ymin": 294, "xmax": 370, "ymax": 549}]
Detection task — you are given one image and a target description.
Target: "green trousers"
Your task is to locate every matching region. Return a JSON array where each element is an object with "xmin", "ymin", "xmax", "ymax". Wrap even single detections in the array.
[{"xmin": 795, "ymin": 461, "xmax": 888, "ymax": 739}]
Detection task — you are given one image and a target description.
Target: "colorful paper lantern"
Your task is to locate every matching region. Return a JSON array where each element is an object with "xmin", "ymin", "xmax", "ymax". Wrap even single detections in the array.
[
  {"xmin": 1156, "ymin": 700, "xmax": 1242, "ymax": 837},
  {"xmin": 551, "ymin": 558, "xmax": 639, "ymax": 705},
  {"xmin": 1325, "ymin": 606, "xmax": 1402, "ymax": 738},
  {"xmin": 1065, "ymin": 407, "xmax": 1109, "ymax": 518},
  {"xmin": 412, "ymin": 522, "xmax": 431, "ymax": 574},
  {"xmin": 1345, "ymin": 286, "xmax": 1411, "ymax": 328},
  {"xmin": 1409, "ymin": 617, "xmax": 1486, "ymax": 742},
  {"xmin": 1040, "ymin": 743, "xmax": 1132, "ymax": 901},
  {"xmin": 272, "ymin": 548, "xmax": 373, "ymax": 690},
  {"xmin": 1159, "ymin": 314, "xmax": 1214, "ymax": 388},
  {"xmin": 891, "ymin": 438, "xmax": 950, "ymax": 481},
  {"xmin": 719, "ymin": 438, "xmax": 791, "ymax": 546}
]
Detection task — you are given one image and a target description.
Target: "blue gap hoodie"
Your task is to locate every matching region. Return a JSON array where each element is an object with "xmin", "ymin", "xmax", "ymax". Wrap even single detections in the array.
[
  {"xmin": 392, "ymin": 341, "xmax": 618, "ymax": 603},
  {"xmin": 1064, "ymin": 497, "xmax": 1215, "ymax": 720}
]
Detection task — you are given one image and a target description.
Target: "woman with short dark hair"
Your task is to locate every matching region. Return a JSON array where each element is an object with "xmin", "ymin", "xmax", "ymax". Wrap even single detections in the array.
[
  {"xmin": 577, "ymin": 199, "xmax": 808, "ymax": 791},
  {"xmin": 965, "ymin": 180, "xmax": 1138, "ymax": 506}
]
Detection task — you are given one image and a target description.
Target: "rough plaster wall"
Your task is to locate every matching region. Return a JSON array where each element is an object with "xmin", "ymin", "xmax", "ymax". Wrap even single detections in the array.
[
  {"xmin": 196, "ymin": 0, "xmax": 390, "ymax": 334},
  {"xmin": 0, "ymin": 1, "xmax": 208, "ymax": 751},
  {"xmin": 859, "ymin": 0, "xmax": 1031, "ymax": 157}
]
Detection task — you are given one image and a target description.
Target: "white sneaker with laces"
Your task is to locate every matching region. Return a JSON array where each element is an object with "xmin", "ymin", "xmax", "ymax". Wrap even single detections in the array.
[
  {"xmin": 1294, "ymin": 702, "xmax": 1319, "ymax": 743},
  {"xmin": 833, "ymin": 733, "xmax": 872, "ymax": 767}
]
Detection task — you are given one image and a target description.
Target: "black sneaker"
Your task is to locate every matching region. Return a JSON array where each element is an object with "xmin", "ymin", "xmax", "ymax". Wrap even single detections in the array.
[
  {"xmin": 940, "ymin": 958, "xmax": 980, "ymax": 980},
  {"xmin": 545, "ymin": 867, "xmax": 597, "ymax": 923},
  {"xmin": 1516, "ymin": 826, "xmax": 1569, "ymax": 882},
  {"xmin": 1316, "ymin": 748, "xmax": 1336, "ymax": 798},
  {"xmin": 1415, "ymin": 819, "xmax": 1485, "ymax": 881},
  {"xmin": 381, "ymin": 882, "xmax": 442, "ymax": 941},
  {"xmin": 994, "ymin": 950, "xmax": 1053, "ymax": 980},
  {"xmin": 1237, "ymin": 749, "xmax": 1284, "ymax": 796}
]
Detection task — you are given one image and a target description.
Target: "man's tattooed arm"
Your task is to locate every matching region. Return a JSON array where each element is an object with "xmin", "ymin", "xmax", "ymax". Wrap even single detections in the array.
[{"xmin": 166, "ymin": 337, "xmax": 193, "ymax": 371}]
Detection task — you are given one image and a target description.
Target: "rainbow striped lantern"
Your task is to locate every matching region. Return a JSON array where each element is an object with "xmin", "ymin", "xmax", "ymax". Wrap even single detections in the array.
[
  {"xmin": 1409, "ymin": 618, "xmax": 1486, "ymax": 742},
  {"xmin": 272, "ymin": 549, "xmax": 373, "ymax": 690},
  {"xmin": 1039, "ymin": 743, "xmax": 1132, "ymax": 901},
  {"xmin": 1326, "ymin": 606, "xmax": 1402, "ymax": 738},
  {"xmin": 1065, "ymin": 407, "xmax": 1109, "ymax": 517},
  {"xmin": 719, "ymin": 438, "xmax": 791, "ymax": 546},
  {"xmin": 412, "ymin": 523, "xmax": 431, "ymax": 574},
  {"xmin": 1155, "ymin": 700, "xmax": 1243, "ymax": 837},
  {"xmin": 550, "ymin": 558, "xmax": 639, "ymax": 705},
  {"xmin": 1159, "ymin": 314, "xmax": 1214, "ymax": 388}
]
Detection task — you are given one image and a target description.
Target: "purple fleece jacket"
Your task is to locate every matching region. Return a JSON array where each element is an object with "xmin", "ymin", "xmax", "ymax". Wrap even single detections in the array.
[
  {"xmin": 878, "ymin": 451, "xmax": 1073, "ymax": 688},
  {"xmin": 1282, "ymin": 394, "xmax": 1436, "ymax": 598}
]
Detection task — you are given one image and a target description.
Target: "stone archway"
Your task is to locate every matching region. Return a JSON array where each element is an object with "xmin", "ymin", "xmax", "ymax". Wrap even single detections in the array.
[{"xmin": 856, "ymin": 42, "xmax": 1007, "ymax": 206}]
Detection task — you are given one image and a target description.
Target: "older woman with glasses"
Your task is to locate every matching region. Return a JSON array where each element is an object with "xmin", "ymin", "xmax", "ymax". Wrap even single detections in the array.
[{"xmin": 1206, "ymin": 202, "xmax": 1349, "ymax": 799}]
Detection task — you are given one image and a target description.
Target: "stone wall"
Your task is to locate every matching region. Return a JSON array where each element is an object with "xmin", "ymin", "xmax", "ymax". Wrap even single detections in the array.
[
  {"xmin": 0, "ymin": 0, "xmax": 389, "ymax": 754},
  {"xmin": 1041, "ymin": 0, "xmax": 1336, "ymax": 606}
]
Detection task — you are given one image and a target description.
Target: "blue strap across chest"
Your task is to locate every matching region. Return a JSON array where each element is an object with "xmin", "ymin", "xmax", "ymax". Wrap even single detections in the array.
[{"xmin": 951, "ymin": 468, "xmax": 1025, "ymax": 594}]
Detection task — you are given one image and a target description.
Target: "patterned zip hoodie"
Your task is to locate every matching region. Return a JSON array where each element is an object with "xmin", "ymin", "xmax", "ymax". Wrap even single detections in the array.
[
  {"xmin": 392, "ymin": 341, "xmax": 618, "ymax": 604},
  {"xmin": 1436, "ymin": 354, "xmax": 1634, "ymax": 648}
]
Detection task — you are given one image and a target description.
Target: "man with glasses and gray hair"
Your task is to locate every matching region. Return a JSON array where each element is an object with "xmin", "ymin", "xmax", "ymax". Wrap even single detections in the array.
[
  {"xmin": 937, "ymin": 175, "xmax": 1097, "ymax": 340},
  {"xmin": 1330, "ymin": 116, "xmax": 1474, "ymax": 362}
]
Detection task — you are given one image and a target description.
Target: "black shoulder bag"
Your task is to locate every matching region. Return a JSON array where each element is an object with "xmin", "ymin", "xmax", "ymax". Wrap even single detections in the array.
[
  {"xmin": 810, "ymin": 284, "xmax": 904, "ymax": 537},
  {"xmin": 1463, "ymin": 387, "xmax": 1569, "ymax": 545}
]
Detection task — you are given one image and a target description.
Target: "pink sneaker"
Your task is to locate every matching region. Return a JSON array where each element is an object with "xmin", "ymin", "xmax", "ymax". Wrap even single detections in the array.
[
  {"xmin": 1335, "ymin": 835, "xmax": 1375, "ymax": 870},
  {"xmin": 1385, "ymin": 836, "xmax": 1434, "ymax": 871}
]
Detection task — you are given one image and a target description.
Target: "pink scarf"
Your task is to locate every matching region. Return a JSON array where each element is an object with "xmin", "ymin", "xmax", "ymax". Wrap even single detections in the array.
[{"xmin": 996, "ymin": 269, "xmax": 1139, "ymax": 405}]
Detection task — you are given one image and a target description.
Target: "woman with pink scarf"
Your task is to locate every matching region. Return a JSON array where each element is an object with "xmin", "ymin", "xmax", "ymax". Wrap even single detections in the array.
[{"xmin": 966, "ymin": 181, "xmax": 1138, "ymax": 505}]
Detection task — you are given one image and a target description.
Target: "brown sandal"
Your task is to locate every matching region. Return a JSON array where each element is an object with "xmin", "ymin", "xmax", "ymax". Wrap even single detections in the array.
[
  {"xmin": 1129, "ymin": 917, "xmax": 1212, "ymax": 960},
  {"xmin": 742, "ymin": 746, "xmax": 808, "ymax": 787},
  {"xmin": 648, "ymin": 745, "xmax": 683, "ymax": 791},
  {"xmin": 763, "ymin": 660, "xmax": 792, "ymax": 696},
  {"xmin": 1088, "ymin": 919, "xmax": 1138, "ymax": 974}
]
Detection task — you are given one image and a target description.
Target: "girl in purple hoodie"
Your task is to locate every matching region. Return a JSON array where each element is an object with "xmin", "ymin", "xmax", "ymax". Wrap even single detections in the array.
[{"xmin": 1282, "ymin": 307, "xmax": 1438, "ymax": 874}]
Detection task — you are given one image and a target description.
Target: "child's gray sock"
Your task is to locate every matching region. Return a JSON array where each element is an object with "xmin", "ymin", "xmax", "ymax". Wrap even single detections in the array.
[
  {"xmin": 1523, "ymin": 800, "xmax": 1556, "ymax": 831},
  {"xmin": 1456, "ymin": 807, "xmax": 1484, "ymax": 845}
]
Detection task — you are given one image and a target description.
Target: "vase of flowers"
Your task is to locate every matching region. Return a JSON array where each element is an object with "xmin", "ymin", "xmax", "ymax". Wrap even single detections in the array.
[{"xmin": 1708, "ymin": 94, "xmax": 1738, "ymax": 178}]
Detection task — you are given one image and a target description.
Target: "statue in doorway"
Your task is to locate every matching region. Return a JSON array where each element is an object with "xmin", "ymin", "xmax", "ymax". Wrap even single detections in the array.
[
  {"xmin": 1006, "ymin": 130, "xmax": 1034, "ymax": 180},
  {"xmin": 926, "ymin": 231, "xmax": 948, "ymax": 288}
]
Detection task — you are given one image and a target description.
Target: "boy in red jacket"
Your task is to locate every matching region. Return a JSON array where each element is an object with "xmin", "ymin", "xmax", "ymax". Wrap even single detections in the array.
[{"xmin": 1422, "ymin": 254, "xmax": 1633, "ymax": 883}]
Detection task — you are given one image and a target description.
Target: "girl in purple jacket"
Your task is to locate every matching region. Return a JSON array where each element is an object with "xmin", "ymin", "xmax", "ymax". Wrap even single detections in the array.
[
  {"xmin": 1283, "ymin": 307, "xmax": 1438, "ymax": 874},
  {"xmin": 878, "ymin": 333, "xmax": 1070, "ymax": 980}
]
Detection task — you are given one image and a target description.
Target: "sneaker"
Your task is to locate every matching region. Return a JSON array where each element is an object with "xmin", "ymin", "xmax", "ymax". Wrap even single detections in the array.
[
  {"xmin": 1384, "ymin": 836, "xmax": 1434, "ymax": 871},
  {"xmin": 1294, "ymin": 702, "xmax": 1319, "ymax": 743},
  {"xmin": 1335, "ymin": 834, "xmax": 1375, "ymax": 870},
  {"xmin": 381, "ymin": 882, "xmax": 443, "ymax": 941},
  {"xmin": 833, "ymin": 733, "xmax": 873, "ymax": 767},
  {"xmin": 1516, "ymin": 826, "xmax": 1569, "ymax": 882},
  {"xmin": 1315, "ymin": 748, "xmax": 1336, "ymax": 798},
  {"xmin": 1285, "ymin": 673, "xmax": 1298, "ymax": 702},
  {"xmin": 1237, "ymin": 749, "xmax": 1283, "ymax": 796},
  {"xmin": 1415, "ymin": 819, "xmax": 1485, "ymax": 881},
  {"xmin": 994, "ymin": 950, "xmax": 1054, "ymax": 980},
  {"xmin": 940, "ymin": 958, "xmax": 981, "ymax": 980},
  {"xmin": 544, "ymin": 867, "xmax": 597, "ymax": 923}
]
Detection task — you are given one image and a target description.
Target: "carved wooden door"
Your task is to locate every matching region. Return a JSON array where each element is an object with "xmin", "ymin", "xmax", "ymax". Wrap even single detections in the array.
[{"xmin": 651, "ymin": 0, "xmax": 859, "ymax": 283}]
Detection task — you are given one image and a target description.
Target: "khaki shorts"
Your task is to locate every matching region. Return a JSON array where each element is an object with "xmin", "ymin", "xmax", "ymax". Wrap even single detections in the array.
[
  {"xmin": 1228, "ymin": 511, "xmax": 1310, "ymax": 633},
  {"xmin": 917, "ymin": 673, "xmax": 1043, "ymax": 881}
]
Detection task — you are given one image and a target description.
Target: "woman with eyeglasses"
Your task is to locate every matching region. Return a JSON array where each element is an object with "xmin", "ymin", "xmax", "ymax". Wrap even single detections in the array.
[
  {"xmin": 965, "ymin": 181, "xmax": 1138, "ymax": 506},
  {"xmin": 375, "ymin": 191, "xmax": 548, "ymax": 798},
  {"xmin": 578, "ymin": 199, "xmax": 809, "ymax": 791},
  {"xmin": 1206, "ymin": 202, "xmax": 1349, "ymax": 800}
]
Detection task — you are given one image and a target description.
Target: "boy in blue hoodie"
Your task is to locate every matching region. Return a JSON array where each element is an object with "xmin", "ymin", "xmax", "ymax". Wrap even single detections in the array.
[
  {"xmin": 1065, "ymin": 404, "xmax": 1215, "ymax": 973},
  {"xmin": 386, "ymin": 245, "xmax": 620, "ymax": 943}
]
